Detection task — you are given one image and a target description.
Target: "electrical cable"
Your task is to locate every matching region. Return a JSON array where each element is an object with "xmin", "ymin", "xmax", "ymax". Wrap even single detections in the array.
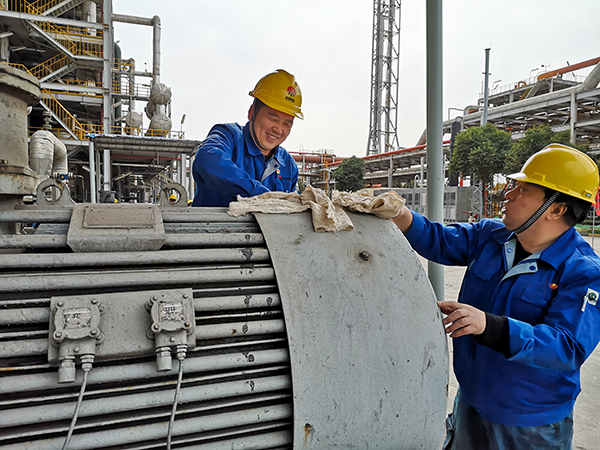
[
  {"xmin": 61, "ymin": 356, "xmax": 93, "ymax": 450},
  {"xmin": 167, "ymin": 346, "xmax": 186, "ymax": 450}
]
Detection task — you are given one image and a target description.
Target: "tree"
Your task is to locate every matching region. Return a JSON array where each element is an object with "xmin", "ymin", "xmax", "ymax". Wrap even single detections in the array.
[
  {"xmin": 449, "ymin": 123, "xmax": 513, "ymax": 187},
  {"xmin": 504, "ymin": 124, "xmax": 581, "ymax": 174},
  {"xmin": 332, "ymin": 156, "xmax": 365, "ymax": 192}
]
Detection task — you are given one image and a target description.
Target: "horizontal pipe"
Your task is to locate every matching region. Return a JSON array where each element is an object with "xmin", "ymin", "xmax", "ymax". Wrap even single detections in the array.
[
  {"xmin": 1, "ymin": 373, "xmax": 291, "ymax": 428},
  {"xmin": 168, "ymin": 429, "xmax": 292, "ymax": 450},
  {"xmin": 0, "ymin": 402, "xmax": 292, "ymax": 449},
  {"xmin": 0, "ymin": 316, "xmax": 285, "ymax": 359},
  {"xmin": 0, "ymin": 248, "xmax": 270, "ymax": 269},
  {"xmin": 0, "ymin": 338, "xmax": 47, "ymax": 358},
  {"xmin": 164, "ymin": 234, "xmax": 265, "ymax": 248},
  {"xmin": 111, "ymin": 13, "xmax": 153, "ymax": 26},
  {"xmin": 0, "ymin": 308, "xmax": 49, "ymax": 325},
  {"xmin": 0, "ymin": 208, "xmax": 254, "ymax": 224},
  {"xmin": 195, "ymin": 293, "xmax": 281, "ymax": 311},
  {"xmin": 0, "ymin": 265, "xmax": 275, "ymax": 292},
  {"xmin": 0, "ymin": 348, "xmax": 290, "ymax": 394},
  {"xmin": 161, "ymin": 210, "xmax": 255, "ymax": 223},
  {"xmin": 0, "ymin": 234, "xmax": 67, "ymax": 249},
  {"xmin": 197, "ymin": 319, "xmax": 286, "ymax": 340},
  {"xmin": 0, "ymin": 210, "xmax": 72, "ymax": 223}
]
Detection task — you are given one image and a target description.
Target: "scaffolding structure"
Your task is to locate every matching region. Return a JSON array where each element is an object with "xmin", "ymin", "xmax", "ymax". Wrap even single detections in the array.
[{"xmin": 366, "ymin": 0, "xmax": 401, "ymax": 156}]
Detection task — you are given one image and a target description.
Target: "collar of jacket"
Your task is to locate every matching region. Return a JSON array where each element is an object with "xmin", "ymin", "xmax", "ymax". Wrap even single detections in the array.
[
  {"xmin": 492, "ymin": 222, "xmax": 579, "ymax": 271},
  {"xmin": 243, "ymin": 122, "xmax": 288, "ymax": 167}
]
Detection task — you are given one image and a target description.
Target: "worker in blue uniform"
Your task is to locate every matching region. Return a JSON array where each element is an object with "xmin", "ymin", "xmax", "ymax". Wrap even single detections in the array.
[
  {"xmin": 191, "ymin": 69, "xmax": 302, "ymax": 207},
  {"xmin": 392, "ymin": 144, "xmax": 600, "ymax": 450}
]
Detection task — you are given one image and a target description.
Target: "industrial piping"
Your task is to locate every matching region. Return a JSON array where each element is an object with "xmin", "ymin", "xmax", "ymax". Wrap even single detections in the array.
[{"xmin": 29, "ymin": 130, "xmax": 68, "ymax": 180}]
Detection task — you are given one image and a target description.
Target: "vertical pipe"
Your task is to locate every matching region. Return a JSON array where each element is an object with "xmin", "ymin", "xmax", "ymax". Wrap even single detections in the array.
[
  {"xmin": 388, "ymin": 155, "xmax": 393, "ymax": 187},
  {"xmin": 570, "ymin": 93, "xmax": 577, "ymax": 145},
  {"xmin": 426, "ymin": 0, "xmax": 444, "ymax": 301},
  {"xmin": 178, "ymin": 154, "xmax": 184, "ymax": 186},
  {"xmin": 102, "ymin": 0, "xmax": 114, "ymax": 134},
  {"xmin": 152, "ymin": 16, "xmax": 161, "ymax": 85},
  {"xmin": 482, "ymin": 48, "xmax": 490, "ymax": 126},
  {"xmin": 89, "ymin": 141, "xmax": 97, "ymax": 203},
  {"xmin": 103, "ymin": 149, "xmax": 111, "ymax": 192},
  {"xmin": 188, "ymin": 155, "xmax": 194, "ymax": 202}
]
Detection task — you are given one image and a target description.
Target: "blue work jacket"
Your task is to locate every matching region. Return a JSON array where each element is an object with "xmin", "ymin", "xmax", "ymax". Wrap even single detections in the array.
[
  {"xmin": 191, "ymin": 122, "xmax": 298, "ymax": 207},
  {"xmin": 405, "ymin": 212, "xmax": 600, "ymax": 427}
]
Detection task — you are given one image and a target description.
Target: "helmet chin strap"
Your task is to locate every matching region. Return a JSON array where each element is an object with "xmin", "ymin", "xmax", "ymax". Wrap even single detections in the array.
[
  {"xmin": 512, "ymin": 191, "xmax": 560, "ymax": 234},
  {"xmin": 250, "ymin": 120, "xmax": 276, "ymax": 157}
]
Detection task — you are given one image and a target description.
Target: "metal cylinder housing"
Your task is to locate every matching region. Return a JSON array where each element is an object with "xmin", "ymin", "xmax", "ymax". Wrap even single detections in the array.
[{"xmin": 0, "ymin": 64, "xmax": 41, "ymax": 195}]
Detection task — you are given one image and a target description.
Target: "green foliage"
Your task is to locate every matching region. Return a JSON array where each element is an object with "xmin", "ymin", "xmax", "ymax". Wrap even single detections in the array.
[
  {"xmin": 332, "ymin": 156, "xmax": 365, "ymax": 192},
  {"xmin": 504, "ymin": 124, "xmax": 580, "ymax": 174},
  {"xmin": 449, "ymin": 123, "xmax": 513, "ymax": 186}
]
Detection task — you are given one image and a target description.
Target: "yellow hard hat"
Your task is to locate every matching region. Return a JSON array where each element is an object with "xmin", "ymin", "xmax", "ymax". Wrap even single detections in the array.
[
  {"xmin": 249, "ymin": 69, "xmax": 304, "ymax": 119},
  {"xmin": 169, "ymin": 194, "xmax": 177, "ymax": 201},
  {"xmin": 508, "ymin": 143, "xmax": 599, "ymax": 204}
]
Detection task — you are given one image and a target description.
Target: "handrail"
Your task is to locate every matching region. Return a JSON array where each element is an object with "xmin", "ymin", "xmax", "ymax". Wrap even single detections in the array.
[
  {"xmin": 30, "ymin": 53, "xmax": 71, "ymax": 79},
  {"xmin": 37, "ymin": 21, "xmax": 103, "ymax": 58},
  {"xmin": 0, "ymin": 62, "xmax": 33, "ymax": 75}
]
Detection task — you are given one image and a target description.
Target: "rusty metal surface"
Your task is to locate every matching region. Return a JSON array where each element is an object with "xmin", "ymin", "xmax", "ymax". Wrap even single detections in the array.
[{"xmin": 256, "ymin": 211, "xmax": 448, "ymax": 449}]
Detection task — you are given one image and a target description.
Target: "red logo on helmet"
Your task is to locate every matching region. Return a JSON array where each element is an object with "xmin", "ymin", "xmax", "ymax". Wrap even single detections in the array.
[{"xmin": 285, "ymin": 86, "xmax": 297, "ymax": 104}]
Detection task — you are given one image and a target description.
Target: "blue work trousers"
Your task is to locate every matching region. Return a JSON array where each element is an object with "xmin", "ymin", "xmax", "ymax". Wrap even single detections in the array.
[{"xmin": 444, "ymin": 391, "xmax": 573, "ymax": 450}]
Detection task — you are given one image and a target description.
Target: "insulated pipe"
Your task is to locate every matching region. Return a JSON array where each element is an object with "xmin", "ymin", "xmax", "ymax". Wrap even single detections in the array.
[
  {"xmin": 102, "ymin": 0, "xmax": 113, "ymax": 133},
  {"xmin": 82, "ymin": 1, "xmax": 97, "ymax": 36},
  {"xmin": 580, "ymin": 61, "xmax": 600, "ymax": 91},
  {"xmin": 88, "ymin": 140, "xmax": 97, "ymax": 202},
  {"xmin": 29, "ymin": 130, "xmax": 67, "ymax": 180},
  {"xmin": 111, "ymin": 14, "xmax": 161, "ymax": 85},
  {"xmin": 152, "ymin": 15, "xmax": 161, "ymax": 84},
  {"xmin": 103, "ymin": 149, "xmax": 111, "ymax": 192}
]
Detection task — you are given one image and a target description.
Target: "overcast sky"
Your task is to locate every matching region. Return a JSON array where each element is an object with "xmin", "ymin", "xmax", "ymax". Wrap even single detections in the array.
[{"xmin": 113, "ymin": 0, "xmax": 600, "ymax": 158}]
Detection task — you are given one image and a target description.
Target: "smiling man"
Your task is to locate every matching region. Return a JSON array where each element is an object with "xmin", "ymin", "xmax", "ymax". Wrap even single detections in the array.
[
  {"xmin": 191, "ymin": 69, "xmax": 302, "ymax": 207},
  {"xmin": 391, "ymin": 144, "xmax": 600, "ymax": 449}
]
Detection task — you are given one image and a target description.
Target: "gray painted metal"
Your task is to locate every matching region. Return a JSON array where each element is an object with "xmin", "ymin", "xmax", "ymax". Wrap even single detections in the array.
[
  {"xmin": 0, "ymin": 265, "xmax": 275, "ymax": 292},
  {"xmin": 1, "ymin": 205, "xmax": 448, "ymax": 448},
  {"xmin": 0, "ymin": 247, "xmax": 270, "ymax": 269},
  {"xmin": 67, "ymin": 203, "xmax": 166, "ymax": 252},
  {"xmin": 0, "ymin": 208, "xmax": 292, "ymax": 449},
  {"xmin": 426, "ymin": 0, "xmax": 445, "ymax": 301},
  {"xmin": 255, "ymin": 211, "xmax": 448, "ymax": 449}
]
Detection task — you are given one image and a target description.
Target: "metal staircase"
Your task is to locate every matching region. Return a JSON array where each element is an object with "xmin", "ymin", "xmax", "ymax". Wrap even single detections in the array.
[
  {"xmin": 37, "ymin": 0, "xmax": 86, "ymax": 16},
  {"xmin": 40, "ymin": 89, "xmax": 102, "ymax": 140}
]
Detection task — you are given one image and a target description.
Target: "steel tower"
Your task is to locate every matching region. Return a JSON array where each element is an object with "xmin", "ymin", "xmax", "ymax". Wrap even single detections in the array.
[{"xmin": 366, "ymin": 0, "xmax": 401, "ymax": 156}]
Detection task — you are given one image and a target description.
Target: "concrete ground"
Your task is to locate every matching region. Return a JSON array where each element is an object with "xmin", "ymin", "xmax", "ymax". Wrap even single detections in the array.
[{"xmin": 418, "ymin": 234, "xmax": 600, "ymax": 449}]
